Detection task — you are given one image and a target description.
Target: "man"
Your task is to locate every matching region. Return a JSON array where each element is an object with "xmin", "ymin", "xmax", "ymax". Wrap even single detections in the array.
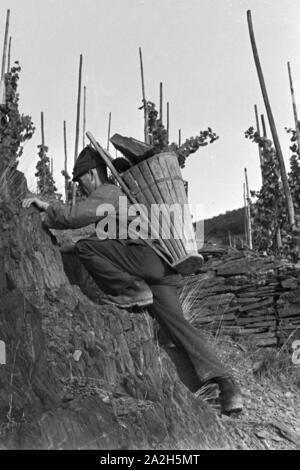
[{"xmin": 23, "ymin": 145, "xmax": 243, "ymax": 414}]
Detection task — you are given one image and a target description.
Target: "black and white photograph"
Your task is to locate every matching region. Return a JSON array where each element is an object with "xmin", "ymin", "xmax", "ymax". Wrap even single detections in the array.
[{"xmin": 0, "ymin": 0, "xmax": 299, "ymax": 455}]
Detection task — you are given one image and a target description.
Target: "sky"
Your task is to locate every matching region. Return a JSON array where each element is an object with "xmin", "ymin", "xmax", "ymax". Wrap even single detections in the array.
[{"xmin": 1, "ymin": 0, "xmax": 300, "ymax": 219}]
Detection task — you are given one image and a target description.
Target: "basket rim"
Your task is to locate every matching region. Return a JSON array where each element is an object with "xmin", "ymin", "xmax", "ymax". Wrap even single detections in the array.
[{"xmin": 122, "ymin": 151, "xmax": 178, "ymax": 178}]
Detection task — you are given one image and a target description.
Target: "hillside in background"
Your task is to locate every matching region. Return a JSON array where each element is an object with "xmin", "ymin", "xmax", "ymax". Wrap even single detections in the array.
[{"xmin": 198, "ymin": 207, "xmax": 245, "ymax": 246}]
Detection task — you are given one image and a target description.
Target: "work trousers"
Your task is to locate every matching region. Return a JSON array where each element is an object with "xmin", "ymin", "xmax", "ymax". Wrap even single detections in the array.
[{"xmin": 75, "ymin": 239, "xmax": 229, "ymax": 383}]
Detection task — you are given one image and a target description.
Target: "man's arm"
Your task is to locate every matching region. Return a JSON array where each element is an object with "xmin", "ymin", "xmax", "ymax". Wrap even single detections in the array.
[
  {"xmin": 22, "ymin": 185, "xmax": 122, "ymax": 230},
  {"xmin": 43, "ymin": 198, "xmax": 100, "ymax": 229},
  {"xmin": 22, "ymin": 195, "xmax": 100, "ymax": 229}
]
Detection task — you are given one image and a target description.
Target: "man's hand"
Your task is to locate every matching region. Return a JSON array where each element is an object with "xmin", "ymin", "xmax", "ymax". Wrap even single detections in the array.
[{"xmin": 22, "ymin": 197, "xmax": 50, "ymax": 211}]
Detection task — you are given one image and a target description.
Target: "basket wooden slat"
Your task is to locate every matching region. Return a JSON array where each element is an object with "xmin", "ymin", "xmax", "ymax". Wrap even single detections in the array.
[
  {"xmin": 126, "ymin": 164, "xmax": 180, "ymax": 261},
  {"xmin": 138, "ymin": 159, "xmax": 183, "ymax": 259},
  {"xmin": 163, "ymin": 154, "xmax": 198, "ymax": 253},
  {"xmin": 147, "ymin": 155, "xmax": 186, "ymax": 257},
  {"xmin": 156, "ymin": 154, "xmax": 192, "ymax": 252}
]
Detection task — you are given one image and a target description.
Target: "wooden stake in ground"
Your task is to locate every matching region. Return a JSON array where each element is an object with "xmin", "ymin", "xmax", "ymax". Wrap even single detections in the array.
[
  {"xmin": 0, "ymin": 9, "xmax": 10, "ymax": 105},
  {"xmin": 139, "ymin": 47, "xmax": 150, "ymax": 144},
  {"xmin": 63, "ymin": 120, "xmax": 68, "ymax": 202},
  {"xmin": 247, "ymin": 10, "xmax": 295, "ymax": 230},
  {"xmin": 254, "ymin": 104, "xmax": 261, "ymax": 135},
  {"xmin": 254, "ymin": 104, "xmax": 264, "ymax": 180},
  {"xmin": 287, "ymin": 62, "xmax": 300, "ymax": 154},
  {"xmin": 41, "ymin": 111, "xmax": 45, "ymax": 147},
  {"xmin": 178, "ymin": 129, "xmax": 181, "ymax": 147},
  {"xmin": 82, "ymin": 85, "xmax": 86, "ymax": 149},
  {"xmin": 72, "ymin": 54, "xmax": 83, "ymax": 206},
  {"xmin": 167, "ymin": 102, "xmax": 170, "ymax": 144},
  {"xmin": 243, "ymin": 182, "xmax": 249, "ymax": 246},
  {"xmin": 7, "ymin": 36, "xmax": 11, "ymax": 73},
  {"xmin": 107, "ymin": 111, "xmax": 111, "ymax": 151},
  {"xmin": 159, "ymin": 82, "xmax": 163, "ymax": 124},
  {"xmin": 228, "ymin": 231, "xmax": 232, "ymax": 248},
  {"xmin": 40, "ymin": 111, "xmax": 46, "ymax": 191},
  {"xmin": 244, "ymin": 168, "xmax": 253, "ymax": 249},
  {"xmin": 261, "ymin": 114, "xmax": 267, "ymax": 138}
]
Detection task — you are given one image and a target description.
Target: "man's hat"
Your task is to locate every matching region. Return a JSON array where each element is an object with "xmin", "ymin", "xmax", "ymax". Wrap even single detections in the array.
[{"xmin": 72, "ymin": 146, "xmax": 107, "ymax": 182}]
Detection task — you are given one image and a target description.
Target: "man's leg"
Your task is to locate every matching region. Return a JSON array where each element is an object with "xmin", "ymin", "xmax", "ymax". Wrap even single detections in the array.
[
  {"xmin": 76, "ymin": 239, "xmax": 229, "ymax": 379},
  {"xmin": 75, "ymin": 238, "xmax": 243, "ymax": 412},
  {"xmin": 148, "ymin": 284, "xmax": 230, "ymax": 383},
  {"xmin": 75, "ymin": 239, "xmax": 135, "ymax": 295},
  {"xmin": 74, "ymin": 238, "xmax": 178, "ymax": 292},
  {"xmin": 149, "ymin": 284, "xmax": 243, "ymax": 412},
  {"xmin": 74, "ymin": 238, "xmax": 157, "ymax": 307}
]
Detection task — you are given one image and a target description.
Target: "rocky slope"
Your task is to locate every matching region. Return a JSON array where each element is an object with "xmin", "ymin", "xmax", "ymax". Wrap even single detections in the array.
[{"xmin": 0, "ymin": 171, "xmax": 233, "ymax": 450}]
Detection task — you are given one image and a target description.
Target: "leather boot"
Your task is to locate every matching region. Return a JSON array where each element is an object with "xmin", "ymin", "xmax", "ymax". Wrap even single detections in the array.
[{"xmin": 214, "ymin": 376, "xmax": 244, "ymax": 414}]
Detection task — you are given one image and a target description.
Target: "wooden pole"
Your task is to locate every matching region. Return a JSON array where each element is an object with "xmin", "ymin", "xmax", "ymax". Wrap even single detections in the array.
[
  {"xmin": 228, "ymin": 231, "xmax": 232, "ymax": 248},
  {"xmin": 41, "ymin": 111, "xmax": 45, "ymax": 147},
  {"xmin": 261, "ymin": 113, "xmax": 267, "ymax": 138},
  {"xmin": 1, "ymin": 9, "xmax": 10, "ymax": 78},
  {"xmin": 0, "ymin": 10, "xmax": 10, "ymax": 105},
  {"xmin": 72, "ymin": 54, "xmax": 83, "ymax": 206},
  {"xmin": 139, "ymin": 47, "xmax": 149, "ymax": 144},
  {"xmin": 244, "ymin": 168, "xmax": 253, "ymax": 249},
  {"xmin": 167, "ymin": 102, "xmax": 170, "ymax": 144},
  {"xmin": 247, "ymin": 10, "xmax": 295, "ymax": 230},
  {"xmin": 178, "ymin": 129, "xmax": 181, "ymax": 147},
  {"xmin": 243, "ymin": 182, "xmax": 249, "ymax": 246},
  {"xmin": 107, "ymin": 111, "xmax": 111, "ymax": 151},
  {"xmin": 254, "ymin": 104, "xmax": 264, "ymax": 180},
  {"xmin": 51, "ymin": 158, "xmax": 53, "ymax": 177},
  {"xmin": 287, "ymin": 61, "xmax": 300, "ymax": 154},
  {"xmin": 82, "ymin": 85, "xmax": 86, "ymax": 149},
  {"xmin": 159, "ymin": 82, "xmax": 163, "ymax": 123},
  {"xmin": 63, "ymin": 120, "xmax": 68, "ymax": 202},
  {"xmin": 254, "ymin": 104, "xmax": 261, "ymax": 135},
  {"xmin": 40, "ymin": 111, "xmax": 46, "ymax": 191},
  {"xmin": 7, "ymin": 36, "xmax": 11, "ymax": 73}
]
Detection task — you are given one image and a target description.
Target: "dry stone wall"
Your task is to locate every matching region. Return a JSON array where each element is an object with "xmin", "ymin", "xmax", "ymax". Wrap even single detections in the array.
[{"xmin": 180, "ymin": 251, "xmax": 300, "ymax": 348}]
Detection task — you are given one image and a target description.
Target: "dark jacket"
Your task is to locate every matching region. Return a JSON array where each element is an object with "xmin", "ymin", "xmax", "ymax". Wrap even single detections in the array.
[
  {"xmin": 44, "ymin": 184, "xmax": 124, "ymax": 230},
  {"xmin": 43, "ymin": 183, "xmax": 170, "ymax": 260}
]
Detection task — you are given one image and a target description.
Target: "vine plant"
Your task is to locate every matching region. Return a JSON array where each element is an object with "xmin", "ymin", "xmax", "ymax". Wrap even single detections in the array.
[
  {"xmin": 245, "ymin": 127, "xmax": 298, "ymax": 260},
  {"xmin": 0, "ymin": 62, "xmax": 35, "ymax": 175},
  {"xmin": 144, "ymin": 101, "xmax": 219, "ymax": 168}
]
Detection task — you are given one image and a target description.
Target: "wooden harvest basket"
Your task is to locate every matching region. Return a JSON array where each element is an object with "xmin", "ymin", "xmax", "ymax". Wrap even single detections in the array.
[
  {"xmin": 86, "ymin": 132, "xmax": 203, "ymax": 275},
  {"xmin": 122, "ymin": 152, "xmax": 203, "ymax": 275}
]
